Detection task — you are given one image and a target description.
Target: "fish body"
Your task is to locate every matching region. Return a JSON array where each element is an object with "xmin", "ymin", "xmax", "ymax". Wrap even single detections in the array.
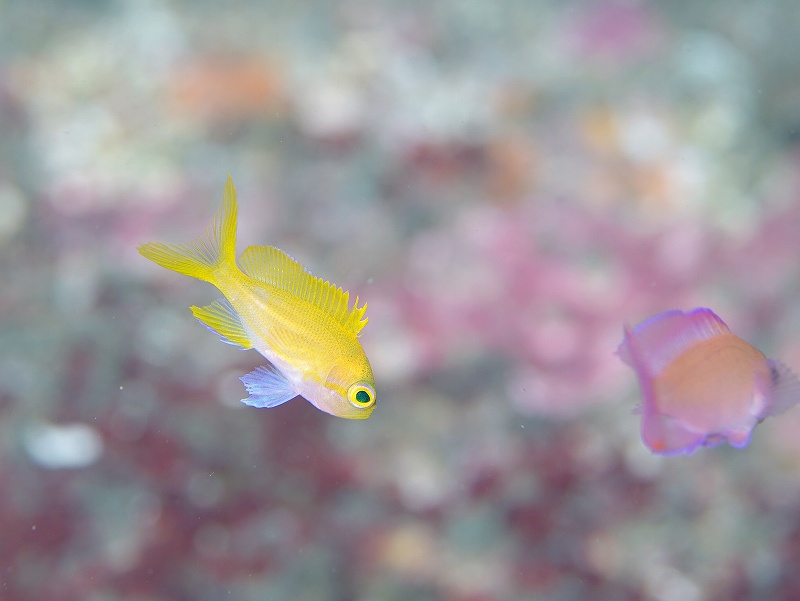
[
  {"xmin": 139, "ymin": 176, "xmax": 376, "ymax": 419},
  {"xmin": 618, "ymin": 308, "xmax": 800, "ymax": 455}
]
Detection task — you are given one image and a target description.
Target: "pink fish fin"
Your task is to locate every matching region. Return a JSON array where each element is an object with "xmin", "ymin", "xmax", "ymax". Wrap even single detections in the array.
[
  {"xmin": 622, "ymin": 323, "xmax": 703, "ymax": 455},
  {"xmin": 617, "ymin": 311, "xmax": 681, "ymax": 359},
  {"xmin": 701, "ymin": 433, "xmax": 727, "ymax": 448},
  {"xmin": 616, "ymin": 311, "xmax": 688, "ymax": 367},
  {"xmin": 618, "ymin": 308, "xmax": 730, "ymax": 375},
  {"xmin": 622, "ymin": 324, "xmax": 661, "ymax": 431},
  {"xmin": 758, "ymin": 359, "xmax": 800, "ymax": 418},
  {"xmin": 641, "ymin": 410, "xmax": 706, "ymax": 455},
  {"xmin": 719, "ymin": 428, "xmax": 754, "ymax": 449},
  {"xmin": 240, "ymin": 364, "xmax": 298, "ymax": 408}
]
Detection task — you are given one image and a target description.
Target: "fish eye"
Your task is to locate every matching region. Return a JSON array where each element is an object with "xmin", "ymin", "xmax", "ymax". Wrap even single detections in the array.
[{"xmin": 348, "ymin": 383, "xmax": 376, "ymax": 409}]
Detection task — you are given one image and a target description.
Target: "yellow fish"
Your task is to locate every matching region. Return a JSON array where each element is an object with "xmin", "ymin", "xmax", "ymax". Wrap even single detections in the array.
[{"xmin": 139, "ymin": 176, "xmax": 376, "ymax": 419}]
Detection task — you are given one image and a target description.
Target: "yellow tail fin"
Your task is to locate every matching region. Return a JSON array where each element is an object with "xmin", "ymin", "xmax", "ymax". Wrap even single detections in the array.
[{"xmin": 139, "ymin": 175, "xmax": 238, "ymax": 283}]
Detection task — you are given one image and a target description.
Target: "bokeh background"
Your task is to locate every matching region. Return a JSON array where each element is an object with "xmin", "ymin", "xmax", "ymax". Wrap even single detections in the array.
[{"xmin": 3, "ymin": 0, "xmax": 800, "ymax": 599}]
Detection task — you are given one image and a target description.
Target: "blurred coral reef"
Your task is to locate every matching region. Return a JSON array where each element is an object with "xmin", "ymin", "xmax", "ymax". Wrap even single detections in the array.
[{"xmin": 3, "ymin": 0, "xmax": 800, "ymax": 599}]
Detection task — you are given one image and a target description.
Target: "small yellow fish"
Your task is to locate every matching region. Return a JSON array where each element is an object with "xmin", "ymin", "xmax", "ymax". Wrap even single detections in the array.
[{"xmin": 139, "ymin": 176, "xmax": 376, "ymax": 419}]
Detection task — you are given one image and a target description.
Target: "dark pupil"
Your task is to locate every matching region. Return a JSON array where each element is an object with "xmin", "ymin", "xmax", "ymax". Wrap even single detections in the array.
[{"xmin": 355, "ymin": 390, "xmax": 371, "ymax": 405}]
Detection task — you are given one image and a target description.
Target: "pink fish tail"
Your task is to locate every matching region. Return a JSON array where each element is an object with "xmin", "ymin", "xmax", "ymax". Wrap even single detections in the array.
[{"xmin": 759, "ymin": 359, "xmax": 800, "ymax": 418}]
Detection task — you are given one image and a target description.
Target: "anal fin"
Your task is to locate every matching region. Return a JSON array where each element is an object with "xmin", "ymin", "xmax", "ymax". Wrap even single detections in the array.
[{"xmin": 191, "ymin": 299, "xmax": 251, "ymax": 349}]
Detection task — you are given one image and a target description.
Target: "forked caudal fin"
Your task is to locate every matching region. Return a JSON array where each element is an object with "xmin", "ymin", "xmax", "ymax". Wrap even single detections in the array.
[{"xmin": 138, "ymin": 175, "xmax": 238, "ymax": 283}]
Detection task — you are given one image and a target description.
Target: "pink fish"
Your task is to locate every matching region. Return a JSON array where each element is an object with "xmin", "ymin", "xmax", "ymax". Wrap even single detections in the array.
[{"xmin": 618, "ymin": 308, "xmax": 800, "ymax": 455}]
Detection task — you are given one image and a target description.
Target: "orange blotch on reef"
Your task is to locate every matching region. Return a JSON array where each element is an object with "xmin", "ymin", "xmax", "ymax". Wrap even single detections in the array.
[{"xmin": 166, "ymin": 57, "xmax": 286, "ymax": 121}]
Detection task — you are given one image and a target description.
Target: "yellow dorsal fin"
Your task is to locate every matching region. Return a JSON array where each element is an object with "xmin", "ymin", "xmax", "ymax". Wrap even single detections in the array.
[{"xmin": 239, "ymin": 245, "xmax": 368, "ymax": 336}]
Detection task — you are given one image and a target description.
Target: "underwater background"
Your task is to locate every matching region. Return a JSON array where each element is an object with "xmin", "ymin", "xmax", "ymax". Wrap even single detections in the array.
[{"xmin": 3, "ymin": 0, "xmax": 800, "ymax": 599}]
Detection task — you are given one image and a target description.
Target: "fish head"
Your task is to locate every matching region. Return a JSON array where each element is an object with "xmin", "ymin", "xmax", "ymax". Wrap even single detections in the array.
[{"xmin": 306, "ymin": 359, "xmax": 377, "ymax": 420}]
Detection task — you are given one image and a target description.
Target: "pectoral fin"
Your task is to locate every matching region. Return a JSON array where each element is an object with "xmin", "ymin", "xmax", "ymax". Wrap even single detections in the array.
[
  {"xmin": 191, "ymin": 299, "xmax": 251, "ymax": 349},
  {"xmin": 240, "ymin": 364, "xmax": 298, "ymax": 408}
]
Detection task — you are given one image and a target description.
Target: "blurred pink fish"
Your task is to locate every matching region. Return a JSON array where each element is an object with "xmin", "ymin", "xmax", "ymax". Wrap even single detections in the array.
[{"xmin": 618, "ymin": 308, "xmax": 800, "ymax": 455}]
